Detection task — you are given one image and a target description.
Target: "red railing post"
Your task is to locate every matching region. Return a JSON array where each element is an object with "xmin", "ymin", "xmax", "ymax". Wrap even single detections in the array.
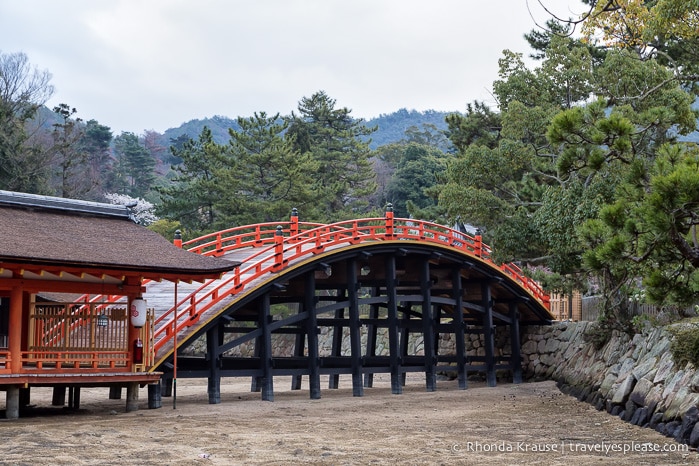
[
  {"xmin": 385, "ymin": 203, "xmax": 394, "ymax": 238},
  {"xmin": 215, "ymin": 233, "xmax": 223, "ymax": 255},
  {"xmin": 173, "ymin": 229, "xmax": 182, "ymax": 248},
  {"xmin": 234, "ymin": 267, "xmax": 242, "ymax": 290},
  {"xmin": 290, "ymin": 208, "xmax": 299, "ymax": 240},
  {"xmin": 272, "ymin": 225, "xmax": 284, "ymax": 272},
  {"xmin": 314, "ymin": 229, "xmax": 323, "ymax": 250},
  {"xmin": 474, "ymin": 228, "xmax": 483, "ymax": 258},
  {"xmin": 350, "ymin": 220, "xmax": 360, "ymax": 244}
]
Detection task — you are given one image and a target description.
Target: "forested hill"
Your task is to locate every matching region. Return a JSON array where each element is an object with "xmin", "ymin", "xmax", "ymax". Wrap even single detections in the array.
[
  {"xmin": 361, "ymin": 109, "xmax": 453, "ymax": 148},
  {"xmin": 161, "ymin": 115, "xmax": 241, "ymax": 146},
  {"xmin": 160, "ymin": 108, "xmax": 454, "ymax": 149}
]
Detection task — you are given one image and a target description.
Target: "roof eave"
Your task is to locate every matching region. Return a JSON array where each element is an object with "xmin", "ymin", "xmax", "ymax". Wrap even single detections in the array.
[{"xmin": 0, "ymin": 257, "xmax": 240, "ymax": 282}]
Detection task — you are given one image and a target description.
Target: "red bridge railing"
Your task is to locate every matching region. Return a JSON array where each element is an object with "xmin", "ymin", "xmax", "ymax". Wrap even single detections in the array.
[{"xmin": 151, "ymin": 208, "xmax": 550, "ymax": 360}]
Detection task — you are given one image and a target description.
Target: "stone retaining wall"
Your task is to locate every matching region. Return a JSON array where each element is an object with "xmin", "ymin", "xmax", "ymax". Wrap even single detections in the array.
[{"xmin": 521, "ymin": 321, "xmax": 699, "ymax": 447}]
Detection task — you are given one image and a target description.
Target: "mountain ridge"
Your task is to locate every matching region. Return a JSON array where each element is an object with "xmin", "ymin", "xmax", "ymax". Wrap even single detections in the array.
[{"xmin": 159, "ymin": 108, "xmax": 456, "ymax": 149}]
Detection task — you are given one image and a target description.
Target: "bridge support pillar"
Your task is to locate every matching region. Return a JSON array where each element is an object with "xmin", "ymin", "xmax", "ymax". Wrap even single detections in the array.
[
  {"xmin": 421, "ymin": 259, "xmax": 436, "ymax": 392},
  {"xmin": 452, "ymin": 266, "xmax": 467, "ymax": 390},
  {"xmin": 386, "ymin": 256, "xmax": 402, "ymax": 395},
  {"xmin": 260, "ymin": 294, "xmax": 274, "ymax": 401},
  {"xmin": 348, "ymin": 259, "xmax": 364, "ymax": 397},
  {"xmin": 161, "ymin": 377, "xmax": 173, "ymax": 397},
  {"xmin": 363, "ymin": 287, "xmax": 380, "ymax": 389},
  {"xmin": 19, "ymin": 387, "xmax": 30, "ymax": 409},
  {"xmin": 108, "ymin": 386, "xmax": 122, "ymax": 400},
  {"xmin": 68, "ymin": 386, "xmax": 81, "ymax": 409},
  {"xmin": 305, "ymin": 274, "xmax": 321, "ymax": 399},
  {"xmin": 482, "ymin": 281, "xmax": 496, "ymax": 387},
  {"xmin": 509, "ymin": 302, "xmax": 523, "ymax": 384},
  {"xmin": 291, "ymin": 322, "xmax": 306, "ymax": 390},
  {"xmin": 148, "ymin": 382, "xmax": 162, "ymax": 409},
  {"xmin": 400, "ymin": 307, "xmax": 410, "ymax": 387},
  {"xmin": 329, "ymin": 297, "xmax": 345, "ymax": 390},
  {"xmin": 251, "ymin": 338, "xmax": 262, "ymax": 393},
  {"xmin": 207, "ymin": 325, "xmax": 221, "ymax": 404}
]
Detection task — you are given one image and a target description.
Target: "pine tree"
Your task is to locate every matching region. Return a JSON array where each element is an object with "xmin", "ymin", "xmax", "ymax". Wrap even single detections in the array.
[
  {"xmin": 113, "ymin": 132, "xmax": 156, "ymax": 198},
  {"xmin": 216, "ymin": 112, "xmax": 316, "ymax": 225},
  {"xmin": 156, "ymin": 126, "xmax": 226, "ymax": 235},
  {"xmin": 287, "ymin": 91, "xmax": 377, "ymax": 221}
]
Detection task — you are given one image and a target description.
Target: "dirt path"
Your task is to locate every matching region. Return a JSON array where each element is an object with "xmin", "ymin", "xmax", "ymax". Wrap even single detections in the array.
[{"xmin": 2, "ymin": 376, "xmax": 696, "ymax": 465}]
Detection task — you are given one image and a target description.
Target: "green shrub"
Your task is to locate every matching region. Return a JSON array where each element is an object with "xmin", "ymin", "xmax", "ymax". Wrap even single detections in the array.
[{"xmin": 669, "ymin": 325, "xmax": 699, "ymax": 368}]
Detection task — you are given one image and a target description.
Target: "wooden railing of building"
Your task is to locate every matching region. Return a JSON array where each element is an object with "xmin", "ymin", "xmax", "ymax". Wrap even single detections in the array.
[{"xmin": 0, "ymin": 301, "xmax": 154, "ymax": 374}]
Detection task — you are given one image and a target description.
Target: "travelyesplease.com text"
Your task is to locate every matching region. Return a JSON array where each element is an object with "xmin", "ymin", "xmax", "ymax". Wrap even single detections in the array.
[{"xmin": 450, "ymin": 440, "xmax": 689, "ymax": 455}]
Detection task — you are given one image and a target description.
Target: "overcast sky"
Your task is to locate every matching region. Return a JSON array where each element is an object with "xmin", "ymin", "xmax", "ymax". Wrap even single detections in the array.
[{"xmin": 0, "ymin": 1, "xmax": 583, "ymax": 135}]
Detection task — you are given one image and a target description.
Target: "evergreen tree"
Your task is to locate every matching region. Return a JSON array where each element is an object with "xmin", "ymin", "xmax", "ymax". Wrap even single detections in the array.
[
  {"xmin": 381, "ymin": 142, "xmax": 447, "ymax": 218},
  {"xmin": 286, "ymin": 91, "xmax": 377, "ymax": 221},
  {"xmin": 48, "ymin": 104, "xmax": 94, "ymax": 198},
  {"xmin": 437, "ymin": 19, "xmax": 699, "ymax": 335},
  {"xmin": 216, "ymin": 112, "xmax": 316, "ymax": 226},
  {"xmin": 113, "ymin": 132, "xmax": 156, "ymax": 198},
  {"xmin": 403, "ymin": 123, "xmax": 452, "ymax": 152},
  {"xmin": 79, "ymin": 119, "xmax": 113, "ymax": 199},
  {"xmin": 156, "ymin": 126, "xmax": 227, "ymax": 235}
]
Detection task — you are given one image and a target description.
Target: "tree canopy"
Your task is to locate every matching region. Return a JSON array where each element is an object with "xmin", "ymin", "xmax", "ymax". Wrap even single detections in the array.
[
  {"xmin": 0, "ymin": 51, "xmax": 54, "ymax": 193},
  {"xmin": 216, "ymin": 112, "xmax": 317, "ymax": 226},
  {"xmin": 436, "ymin": 2, "xmax": 699, "ymax": 330},
  {"xmin": 286, "ymin": 91, "xmax": 377, "ymax": 220}
]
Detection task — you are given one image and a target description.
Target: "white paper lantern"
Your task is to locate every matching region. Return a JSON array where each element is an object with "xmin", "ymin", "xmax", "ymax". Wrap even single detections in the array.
[{"xmin": 130, "ymin": 298, "xmax": 147, "ymax": 328}]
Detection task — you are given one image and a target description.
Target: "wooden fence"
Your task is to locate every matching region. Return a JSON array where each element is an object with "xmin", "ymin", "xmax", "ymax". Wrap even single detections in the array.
[{"xmin": 549, "ymin": 293, "xmax": 676, "ymax": 321}]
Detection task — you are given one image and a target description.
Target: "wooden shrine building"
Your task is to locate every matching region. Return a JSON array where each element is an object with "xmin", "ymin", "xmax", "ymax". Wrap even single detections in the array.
[{"xmin": 0, "ymin": 190, "xmax": 237, "ymax": 419}]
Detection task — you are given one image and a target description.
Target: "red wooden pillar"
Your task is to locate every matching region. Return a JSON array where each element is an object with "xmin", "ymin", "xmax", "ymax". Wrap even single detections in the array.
[
  {"xmin": 289, "ymin": 208, "xmax": 299, "ymax": 239},
  {"xmin": 474, "ymin": 228, "xmax": 483, "ymax": 258},
  {"xmin": 9, "ymin": 286, "xmax": 22, "ymax": 373},
  {"xmin": 272, "ymin": 226, "xmax": 284, "ymax": 272},
  {"xmin": 385, "ymin": 203, "xmax": 394, "ymax": 238}
]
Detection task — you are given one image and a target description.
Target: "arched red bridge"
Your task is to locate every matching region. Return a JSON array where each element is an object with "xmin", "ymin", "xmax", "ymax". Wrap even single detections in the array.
[{"xmin": 141, "ymin": 207, "xmax": 553, "ymax": 402}]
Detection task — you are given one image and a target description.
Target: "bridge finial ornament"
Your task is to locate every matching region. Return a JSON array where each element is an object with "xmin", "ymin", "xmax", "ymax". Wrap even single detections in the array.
[{"xmin": 174, "ymin": 229, "xmax": 182, "ymax": 248}]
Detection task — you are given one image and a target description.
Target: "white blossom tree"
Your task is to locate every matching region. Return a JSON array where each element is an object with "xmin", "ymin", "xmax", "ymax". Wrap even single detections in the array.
[{"xmin": 104, "ymin": 192, "xmax": 158, "ymax": 226}]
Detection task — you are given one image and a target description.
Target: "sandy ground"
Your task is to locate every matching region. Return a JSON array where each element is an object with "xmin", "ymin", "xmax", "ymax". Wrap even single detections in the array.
[{"xmin": 1, "ymin": 375, "xmax": 696, "ymax": 465}]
